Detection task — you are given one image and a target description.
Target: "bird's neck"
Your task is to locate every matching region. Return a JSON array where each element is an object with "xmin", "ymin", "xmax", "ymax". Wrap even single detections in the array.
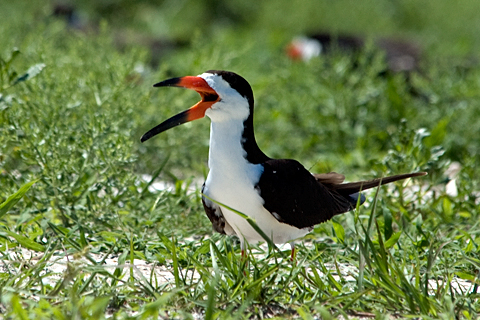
[
  {"xmin": 208, "ymin": 117, "xmax": 268, "ymax": 175},
  {"xmin": 241, "ymin": 116, "xmax": 269, "ymax": 164}
]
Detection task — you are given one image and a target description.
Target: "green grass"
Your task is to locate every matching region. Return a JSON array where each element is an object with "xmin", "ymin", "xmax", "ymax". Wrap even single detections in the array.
[{"xmin": 1, "ymin": 0, "xmax": 479, "ymax": 318}]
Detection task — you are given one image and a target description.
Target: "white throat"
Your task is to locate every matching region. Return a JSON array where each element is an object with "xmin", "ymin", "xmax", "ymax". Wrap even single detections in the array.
[{"xmin": 208, "ymin": 120, "xmax": 249, "ymax": 174}]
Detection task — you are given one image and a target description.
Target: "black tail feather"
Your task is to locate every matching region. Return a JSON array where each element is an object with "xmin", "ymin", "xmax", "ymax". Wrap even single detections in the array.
[{"xmin": 334, "ymin": 172, "xmax": 427, "ymax": 195}]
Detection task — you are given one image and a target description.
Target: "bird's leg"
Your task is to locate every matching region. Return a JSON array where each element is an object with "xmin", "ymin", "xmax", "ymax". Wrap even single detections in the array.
[
  {"xmin": 240, "ymin": 240, "xmax": 248, "ymax": 275},
  {"xmin": 240, "ymin": 239, "xmax": 246, "ymax": 260},
  {"xmin": 290, "ymin": 243, "xmax": 296, "ymax": 261}
]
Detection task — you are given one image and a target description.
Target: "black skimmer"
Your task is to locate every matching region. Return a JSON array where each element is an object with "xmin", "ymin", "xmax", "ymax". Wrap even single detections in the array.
[
  {"xmin": 141, "ymin": 70, "xmax": 427, "ymax": 255},
  {"xmin": 287, "ymin": 33, "xmax": 421, "ymax": 73}
]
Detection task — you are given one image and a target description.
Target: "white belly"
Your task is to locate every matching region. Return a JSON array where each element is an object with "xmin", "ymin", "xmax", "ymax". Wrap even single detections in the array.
[{"xmin": 204, "ymin": 167, "xmax": 309, "ymax": 245}]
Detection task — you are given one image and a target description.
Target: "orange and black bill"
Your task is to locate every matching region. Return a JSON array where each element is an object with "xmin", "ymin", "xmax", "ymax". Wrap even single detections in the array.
[{"xmin": 141, "ymin": 76, "xmax": 219, "ymax": 142}]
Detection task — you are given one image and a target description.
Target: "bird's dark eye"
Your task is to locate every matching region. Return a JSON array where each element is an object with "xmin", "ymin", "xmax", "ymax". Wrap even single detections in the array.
[{"xmin": 203, "ymin": 93, "xmax": 219, "ymax": 102}]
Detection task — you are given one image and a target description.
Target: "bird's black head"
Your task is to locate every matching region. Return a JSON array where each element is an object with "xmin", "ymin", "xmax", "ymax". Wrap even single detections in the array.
[{"xmin": 141, "ymin": 70, "xmax": 255, "ymax": 142}]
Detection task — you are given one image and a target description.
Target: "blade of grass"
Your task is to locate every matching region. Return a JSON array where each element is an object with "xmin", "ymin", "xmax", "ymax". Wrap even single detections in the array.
[
  {"xmin": 358, "ymin": 180, "xmax": 382, "ymax": 290},
  {"xmin": 205, "ymin": 242, "xmax": 220, "ymax": 320},
  {"xmin": 374, "ymin": 219, "xmax": 389, "ymax": 274},
  {"xmin": 0, "ymin": 227, "xmax": 45, "ymax": 252},
  {"xmin": 0, "ymin": 180, "xmax": 37, "ymax": 220},
  {"xmin": 141, "ymin": 153, "xmax": 170, "ymax": 198},
  {"xmin": 171, "ymin": 235, "xmax": 181, "ymax": 288}
]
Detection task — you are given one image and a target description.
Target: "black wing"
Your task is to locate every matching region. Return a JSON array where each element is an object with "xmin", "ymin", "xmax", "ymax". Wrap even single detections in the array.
[
  {"xmin": 257, "ymin": 159, "xmax": 427, "ymax": 229},
  {"xmin": 201, "ymin": 183, "xmax": 228, "ymax": 234},
  {"xmin": 255, "ymin": 159, "xmax": 356, "ymax": 229}
]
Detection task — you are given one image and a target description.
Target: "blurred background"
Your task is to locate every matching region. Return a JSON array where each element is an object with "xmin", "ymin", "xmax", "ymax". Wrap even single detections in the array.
[
  {"xmin": 48, "ymin": 0, "xmax": 480, "ymax": 56},
  {"xmin": 2, "ymin": 0, "xmax": 480, "ymax": 187}
]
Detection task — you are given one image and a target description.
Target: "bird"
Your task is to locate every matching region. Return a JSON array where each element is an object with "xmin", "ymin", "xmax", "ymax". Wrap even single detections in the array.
[
  {"xmin": 287, "ymin": 33, "xmax": 421, "ymax": 73},
  {"xmin": 141, "ymin": 70, "xmax": 427, "ymax": 257}
]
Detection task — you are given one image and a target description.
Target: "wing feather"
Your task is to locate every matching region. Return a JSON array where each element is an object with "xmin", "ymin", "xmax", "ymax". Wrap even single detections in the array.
[
  {"xmin": 256, "ymin": 160, "xmax": 354, "ymax": 229},
  {"xmin": 201, "ymin": 183, "xmax": 233, "ymax": 235}
]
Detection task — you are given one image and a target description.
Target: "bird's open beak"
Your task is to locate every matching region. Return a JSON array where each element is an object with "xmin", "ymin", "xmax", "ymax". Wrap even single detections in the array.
[{"xmin": 141, "ymin": 76, "xmax": 219, "ymax": 142}]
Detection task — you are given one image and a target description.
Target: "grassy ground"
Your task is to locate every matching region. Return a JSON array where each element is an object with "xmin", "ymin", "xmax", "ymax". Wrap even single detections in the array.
[{"xmin": 1, "ymin": 0, "xmax": 479, "ymax": 319}]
